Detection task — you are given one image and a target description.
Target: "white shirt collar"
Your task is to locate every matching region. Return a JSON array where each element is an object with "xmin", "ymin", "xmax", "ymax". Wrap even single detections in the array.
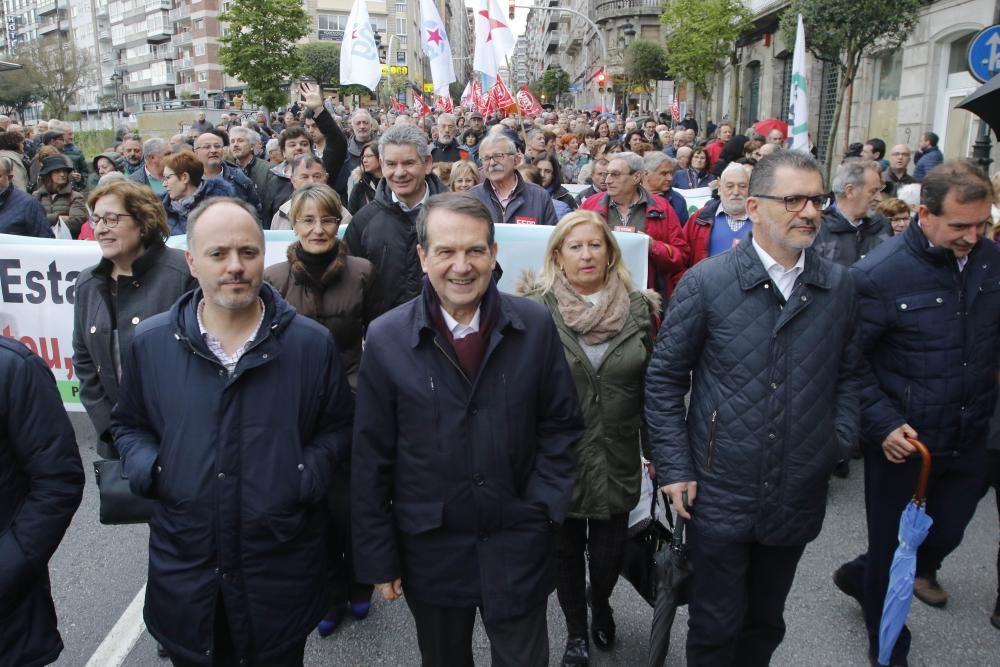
[
  {"xmin": 392, "ymin": 182, "xmax": 430, "ymax": 212},
  {"xmin": 919, "ymin": 222, "xmax": 969, "ymax": 271},
  {"xmin": 440, "ymin": 306, "xmax": 481, "ymax": 340},
  {"xmin": 752, "ymin": 237, "xmax": 806, "ymax": 300}
]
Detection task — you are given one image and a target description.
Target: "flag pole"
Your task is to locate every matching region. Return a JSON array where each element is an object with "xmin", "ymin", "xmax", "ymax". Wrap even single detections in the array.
[{"xmin": 504, "ymin": 55, "xmax": 528, "ymax": 149}]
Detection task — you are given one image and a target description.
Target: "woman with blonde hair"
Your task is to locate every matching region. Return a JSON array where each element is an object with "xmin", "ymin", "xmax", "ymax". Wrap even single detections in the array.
[
  {"xmin": 517, "ymin": 210, "xmax": 658, "ymax": 666},
  {"xmin": 263, "ymin": 183, "xmax": 378, "ymax": 638},
  {"xmin": 448, "ymin": 160, "xmax": 480, "ymax": 192}
]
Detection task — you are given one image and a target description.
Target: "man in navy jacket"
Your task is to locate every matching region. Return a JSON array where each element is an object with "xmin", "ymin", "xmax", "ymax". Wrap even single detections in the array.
[
  {"xmin": 0, "ymin": 339, "xmax": 83, "ymax": 667},
  {"xmin": 352, "ymin": 193, "xmax": 582, "ymax": 667},
  {"xmin": 834, "ymin": 160, "xmax": 1000, "ymax": 666},
  {"xmin": 112, "ymin": 198, "xmax": 353, "ymax": 666}
]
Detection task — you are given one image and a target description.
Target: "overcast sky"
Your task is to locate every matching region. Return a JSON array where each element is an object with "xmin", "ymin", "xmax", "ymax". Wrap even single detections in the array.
[{"xmin": 463, "ymin": 0, "xmax": 529, "ymax": 41}]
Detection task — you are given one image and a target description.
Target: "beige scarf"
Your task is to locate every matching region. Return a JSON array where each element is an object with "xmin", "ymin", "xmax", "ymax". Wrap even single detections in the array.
[{"xmin": 551, "ymin": 270, "xmax": 630, "ymax": 344}]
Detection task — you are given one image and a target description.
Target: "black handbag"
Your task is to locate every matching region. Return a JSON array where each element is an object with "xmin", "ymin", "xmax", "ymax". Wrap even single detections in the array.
[
  {"xmin": 621, "ymin": 486, "xmax": 674, "ymax": 606},
  {"xmin": 93, "ymin": 458, "xmax": 156, "ymax": 525}
]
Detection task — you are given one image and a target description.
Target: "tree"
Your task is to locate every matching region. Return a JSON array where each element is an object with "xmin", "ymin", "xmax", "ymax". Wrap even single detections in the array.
[
  {"xmin": 661, "ymin": 0, "xmax": 752, "ymax": 119},
  {"xmin": 297, "ymin": 42, "xmax": 340, "ymax": 92},
  {"xmin": 218, "ymin": 0, "xmax": 309, "ymax": 111},
  {"xmin": 623, "ymin": 40, "xmax": 667, "ymax": 112},
  {"xmin": 0, "ymin": 66, "xmax": 41, "ymax": 119},
  {"xmin": 780, "ymin": 0, "xmax": 920, "ymax": 176},
  {"xmin": 529, "ymin": 67, "xmax": 570, "ymax": 104},
  {"xmin": 16, "ymin": 37, "xmax": 93, "ymax": 119}
]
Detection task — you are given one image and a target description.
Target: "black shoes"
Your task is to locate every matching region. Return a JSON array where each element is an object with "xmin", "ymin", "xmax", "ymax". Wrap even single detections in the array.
[
  {"xmin": 832, "ymin": 459, "xmax": 851, "ymax": 479},
  {"xmin": 833, "ymin": 563, "xmax": 864, "ymax": 607},
  {"xmin": 590, "ymin": 603, "xmax": 616, "ymax": 650},
  {"xmin": 561, "ymin": 636, "xmax": 589, "ymax": 666},
  {"xmin": 155, "ymin": 643, "xmax": 168, "ymax": 658}
]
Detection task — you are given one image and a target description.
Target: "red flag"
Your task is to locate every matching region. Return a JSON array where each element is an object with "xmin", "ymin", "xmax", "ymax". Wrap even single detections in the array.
[
  {"xmin": 671, "ymin": 98, "xmax": 681, "ymax": 123},
  {"xmin": 435, "ymin": 95, "xmax": 453, "ymax": 113},
  {"xmin": 460, "ymin": 82, "xmax": 473, "ymax": 108},
  {"xmin": 412, "ymin": 90, "xmax": 432, "ymax": 117},
  {"xmin": 516, "ymin": 85, "xmax": 543, "ymax": 116},
  {"xmin": 474, "ymin": 81, "xmax": 491, "ymax": 117},
  {"xmin": 390, "ymin": 98, "xmax": 407, "ymax": 113},
  {"xmin": 489, "ymin": 74, "xmax": 517, "ymax": 113}
]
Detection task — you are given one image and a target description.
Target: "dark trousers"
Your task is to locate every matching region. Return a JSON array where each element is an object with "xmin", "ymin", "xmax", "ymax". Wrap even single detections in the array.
[
  {"xmin": 168, "ymin": 594, "xmax": 306, "ymax": 667},
  {"xmin": 553, "ymin": 513, "xmax": 629, "ymax": 638},
  {"xmin": 326, "ymin": 468, "xmax": 373, "ymax": 612},
  {"xmin": 992, "ymin": 450, "xmax": 1000, "ymax": 598},
  {"xmin": 404, "ymin": 597, "xmax": 549, "ymax": 667},
  {"xmin": 685, "ymin": 526, "xmax": 805, "ymax": 667},
  {"xmin": 843, "ymin": 446, "xmax": 992, "ymax": 659}
]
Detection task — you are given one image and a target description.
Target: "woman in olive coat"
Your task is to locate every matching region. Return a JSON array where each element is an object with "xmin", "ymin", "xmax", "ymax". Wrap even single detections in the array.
[{"xmin": 518, "ymin": 210, "xmax": 657, "ymax": 666}]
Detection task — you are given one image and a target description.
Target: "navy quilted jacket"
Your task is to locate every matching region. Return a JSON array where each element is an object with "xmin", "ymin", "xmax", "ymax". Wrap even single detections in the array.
[
  {"xmin": 646, "ymin": 235, "xmax": 862, "ymax": 545},
  {"xmin": 851, "ymin": 221, "xmax": 1000, "ymax": 454}
]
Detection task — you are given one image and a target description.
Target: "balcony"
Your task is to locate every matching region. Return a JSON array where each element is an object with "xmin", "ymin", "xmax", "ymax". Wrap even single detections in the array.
[
  {"xmin": 38, "ymin": 18, "xmax": 70, "ymax": 35},
  {"xmin": 545, "ymin": 32, "xmax": 558, "ymax": 54},
  {"xmin": 175, "ymin": 81, "xmax": 199, "ymax": 95},
  {"xmin": 148, "ymin": 24, "xmax": 172, "ymax": 42},
  {"xmin": 169, "ymin": 5, "xmax": 191, "ymax": 21},
  {"xmin": 594, "ymin": 0, "xmax": 663, "ymax": 24},
  {"xmin": 98, "ymin": 27, "xmax": 111, "ymax": 40},
  {"xmin": 126, "ymin": 0, "xmax": 170, "ymax": 19},
  {"xmin": 96, "ymin": 3, "xmax": 109, "ymax": 18},
  {"xmin": 175, "ymin": 57, "xmax": 193, "ymax": 69},
  {"xmin": 36, "ymin": 1, "xmax": 58, "ymax": 16},
  {"xmin": 171, "ymin": 31, "xmax": 192, "ymax": 46}
]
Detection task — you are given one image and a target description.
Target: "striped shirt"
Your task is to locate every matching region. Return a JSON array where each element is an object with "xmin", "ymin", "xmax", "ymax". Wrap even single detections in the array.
[{"xmin": 197, "ymin": 297, "xmax": 265, "ymax": 375}]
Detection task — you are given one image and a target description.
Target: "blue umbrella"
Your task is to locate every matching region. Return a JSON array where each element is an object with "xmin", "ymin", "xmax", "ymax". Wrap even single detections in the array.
[{"xmin": 877, "ymin": 438, "xmax": 933, "ymax": 666}]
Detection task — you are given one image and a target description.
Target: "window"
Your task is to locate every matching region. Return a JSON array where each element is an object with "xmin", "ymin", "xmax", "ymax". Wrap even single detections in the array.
[
  {"xmin": 198, "ymin": 70, "xmax": 207, "ymax": 81},
  {"xmin": 875, "ymin": 49, "xmax": 902, "ymax": 100},
  {"xmin": 779, "ymin": 54, "xmax": 792, "ymax": 118},
  {"xmin": 194, "ymin": 18, "xmax": 203, "ymax": 30},
  {"xmin": 395, "ymin": 16, "xmax": 405, "ymax": 35},
  {"xmin": 318, "ymin": 14, "xmax": 346, "ymax": 30},
  {"xmin": 948, "ymin": 33, "xmax": 974, "ymax": 75},
  {"xmin": 194, "ymin": 42, "xmax": 205, "ymax": 55}
]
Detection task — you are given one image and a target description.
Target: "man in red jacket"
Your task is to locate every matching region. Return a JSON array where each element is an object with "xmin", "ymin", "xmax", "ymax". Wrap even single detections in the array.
[{"xmin": 581, "ymin": 151, "xmax": 688, "ymax": 302}]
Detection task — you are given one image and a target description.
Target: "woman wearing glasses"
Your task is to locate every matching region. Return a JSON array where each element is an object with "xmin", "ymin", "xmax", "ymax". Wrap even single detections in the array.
[
  {"xmin": 346, "ymin": 141, "xmax": 381, "ymax": 214},
  {"xmin": 263, "ymin": 184, "xmax": 380, "ymax": 638},
  {"xmin": 72, "ymin": 179, "xmax": 195, "ymax": 460},
  {"xmin": 161, "ymin": 151, "xmax": 234, "ymax": 235}
]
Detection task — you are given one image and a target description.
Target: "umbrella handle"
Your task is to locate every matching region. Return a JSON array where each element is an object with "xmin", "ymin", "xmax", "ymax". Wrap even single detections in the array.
[{"xmin": 905, "ymin": 437, "xmax": 931, "ymax": 504}]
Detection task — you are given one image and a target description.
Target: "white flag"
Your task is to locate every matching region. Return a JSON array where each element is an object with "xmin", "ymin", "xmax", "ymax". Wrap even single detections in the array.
[
  {"xmin": 788, "ymin": 14, "xmax": 810, "ymax": 152},
  {"xmin": 420, "ymin": 0, "xmax": 457, "ymax": 97},
  {"xmin": 473, "ymin": 0, "xmax": 515, "ymax": 78},
  {"xmin": 340, "ymin": 0, "xmax": 381, "ymax": 92}
]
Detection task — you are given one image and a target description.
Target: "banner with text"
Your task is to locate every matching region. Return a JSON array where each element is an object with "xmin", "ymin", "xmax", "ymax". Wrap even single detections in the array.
[{"xmin": 2, "ymin": 227, "xmax": 648, "ymax": 410}]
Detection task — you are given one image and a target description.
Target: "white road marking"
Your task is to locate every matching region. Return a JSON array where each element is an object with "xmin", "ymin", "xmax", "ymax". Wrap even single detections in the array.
[{"xmin": 84, "ymin": 583, "xmax": 147, "ymax": 667}]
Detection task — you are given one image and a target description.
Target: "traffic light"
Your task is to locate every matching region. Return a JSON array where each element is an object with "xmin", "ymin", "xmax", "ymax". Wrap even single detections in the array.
[
  {"xmin": 509, "ymin": 0, "xmax": 515, "ymax": 20},
  {"xmin": 597, "ymin": 71, "xmax": 606, "ymax": 93}
]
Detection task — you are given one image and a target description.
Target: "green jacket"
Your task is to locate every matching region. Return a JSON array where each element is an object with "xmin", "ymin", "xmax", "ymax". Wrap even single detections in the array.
[
  {"xmin": 538, "ymin": 289, "xmax": 655, "ymax": 519},
  {"xmin": 35, "ymin": 183, "xmax": 88, "ymax": 238}
]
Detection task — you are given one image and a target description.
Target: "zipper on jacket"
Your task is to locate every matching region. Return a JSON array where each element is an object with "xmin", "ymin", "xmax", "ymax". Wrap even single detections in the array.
[
  {"xmin": 706, "ymin": 409, "xmax": 719, "ymax": 472},
  {"xmin": 903, "ymin": 383, "xmax": 911, "ymax": 422},
  {"xmin": 433, "ymin": 338, "xmax": 472, "ymax": 385}
]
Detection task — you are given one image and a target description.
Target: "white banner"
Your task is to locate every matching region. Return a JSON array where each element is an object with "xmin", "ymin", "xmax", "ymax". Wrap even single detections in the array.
[{"xmin": 3, "ymin": 227, "xmax": 648, "ymax": 410}]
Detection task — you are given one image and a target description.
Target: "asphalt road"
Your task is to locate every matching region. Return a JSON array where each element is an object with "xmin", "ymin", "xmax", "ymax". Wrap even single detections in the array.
[{"xmin": 48, "ymin": 411, "xmax": 1000, "ymax": 666}]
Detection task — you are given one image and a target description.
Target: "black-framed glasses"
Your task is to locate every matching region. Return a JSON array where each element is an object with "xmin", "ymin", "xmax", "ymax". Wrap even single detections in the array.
[
  {"xmin": 481, "ymin": 152, "xmax": 515, "ymax": 163},
  {"xmin": 88, "ymin": 212, "xmax": 134, "ymax": 228},
  {"xmin": 752, "ymin": 193, "xmax": 831, "ymax": 212}
]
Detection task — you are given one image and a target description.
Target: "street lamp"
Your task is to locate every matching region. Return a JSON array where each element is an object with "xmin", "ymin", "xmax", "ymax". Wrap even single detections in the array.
[
  {"xmin": 619, "ymin": 23, "xmax": 636, "ymax": 113},
  {"xmin": 110, "ymin": 71, "xmax": 123, "ymax": 118}
]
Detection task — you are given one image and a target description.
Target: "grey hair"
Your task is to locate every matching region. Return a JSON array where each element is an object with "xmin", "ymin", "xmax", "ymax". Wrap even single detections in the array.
[
  {"xmin": 143, "ymin": 137, "xmax": 168, "ymax": 159},
  {"xmin": 186, "ymin": 196, "xmax": 263, "ymax": 250},
  {"xmin": 611, "ymin": 151, "xmax": 645, "ymax": 175},
  {"xmin": 643, "ymin": 151, "xmax": 674, "ymax": 172},
  {"xmin": 289, "ymin": 153, "xmax": 324, "ymax": 177},
  {"xmin": 228, "ymin": 126, "xmax": 260, "ymax": 145},
  {"xmin": 436, "ymin": 112, "xmax": 456, "ymax": 127},
  {"xmin": 416, "ymin": 192, "xmax": 495, "ymax": 248},
  {"xmin": 749, "ymin": 150, "xmax": 823, "ymax": 196},
  {"xmin": 378, "ymin": 123, "xmax": 431, "ymax": 160},
  {"xmin": 0, "ymin": 156, "xmax": 12, "ymax": 175},
  {"xmin": 351, "ymin": 109, "xmax": 373, "ymax": 123},
  {"xmin": 831, "ymin": 158, "xmax": 881, "ymax": 195},
  {"xmin": 720, "ymin": 162, "xmax": 751, "ymax": 184},
  {"xmin": 480, "ymin": 131, "xmax": 516, "ymax": 156}
]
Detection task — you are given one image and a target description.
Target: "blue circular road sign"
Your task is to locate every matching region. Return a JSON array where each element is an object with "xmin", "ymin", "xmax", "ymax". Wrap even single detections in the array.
[{"xmin": 968, "ymin": 25, "xmax": 1000, "ymax": 83}]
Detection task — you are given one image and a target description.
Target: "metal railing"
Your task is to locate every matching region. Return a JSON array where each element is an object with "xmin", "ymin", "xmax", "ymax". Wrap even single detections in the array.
[{"xmin": 594, "ymin": 0, "xmax": 663, "ymax": 20}]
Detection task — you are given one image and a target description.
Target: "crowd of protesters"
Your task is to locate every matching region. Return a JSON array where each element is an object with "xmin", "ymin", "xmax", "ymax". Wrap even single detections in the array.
[{"xmin": 1, "ymin": 94, "xmax": 999, "ymax": 667}]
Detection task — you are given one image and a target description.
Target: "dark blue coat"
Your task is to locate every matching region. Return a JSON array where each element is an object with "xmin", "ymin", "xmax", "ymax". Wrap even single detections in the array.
[
  {"xmin": 851, "ymin": 221, "xmax": 1000, "ymax": 454},
  {"xmin": 0, "ymin": 338, "xmax": 83, "ymax": 667},
  {"xmin": 647, "ymin": 235, "xmax": 861, "ymax": 545},
  {"xmin": 111, "ymin": 284, "xmax": 353, "ymax": 664},
  {"xmin": 351, "ymin": 281, "xmax": 583, "ymax": 621},
  {"xmin": 0, "ymin": 184, "xmax": 52, "ymax": 237},
  {"xmin": 218, "ymin": 161, "xmax": 261, "ymax": 216},
  {"xmin": 161, "ymin": 177, "xmax": 235, "ymax": 236},
  {"xmin": 469, "ymin": 172, "xmax": 559, "ymax": 226}
]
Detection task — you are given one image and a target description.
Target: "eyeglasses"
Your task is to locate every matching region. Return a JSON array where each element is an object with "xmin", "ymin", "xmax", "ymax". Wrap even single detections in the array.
[
  {"xmin": 294, "ymin": 216, "xmax": 341, "ymax": 228},
  {"xmin": 481, "ymin": 153, "xmax": 515, "ymax": 163},
  {"xmin": 606, "ymin": 170, "xmax": 633, "ymax": 179},
  {"xmin": 890, "ymin": 215, "xmax": 911, "ymax": 223},
  {"xmin": 89, "ymin": 212, "xmax": 134, "ymax": 228},
  {"xmin": 752, "ymin": 193, "xmax": 831, "ymax": 212}
]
